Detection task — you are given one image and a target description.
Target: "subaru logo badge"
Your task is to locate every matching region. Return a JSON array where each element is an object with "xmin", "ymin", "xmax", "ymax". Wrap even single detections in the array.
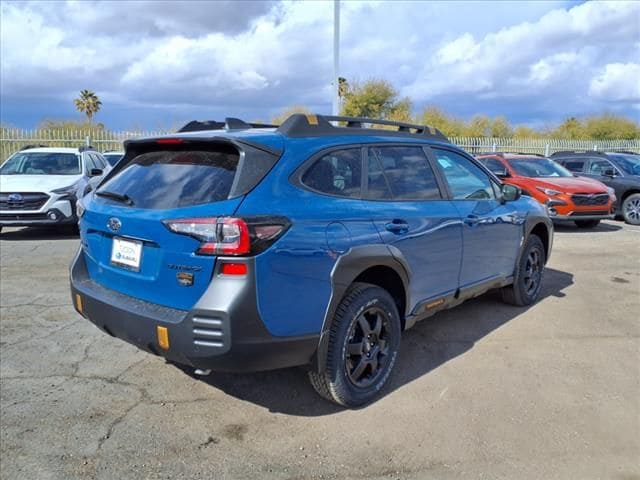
[
  {"xmin": 8, "ymin": 193, "xmax": 23, "ymax": 202},
  {"xmin": 107, "ymin": 217, "xmax": 121, "ymax": 232}
]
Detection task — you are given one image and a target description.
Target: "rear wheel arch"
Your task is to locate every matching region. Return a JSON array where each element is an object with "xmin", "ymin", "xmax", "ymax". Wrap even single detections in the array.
[{"xmin": 313, "ymin": 245, "xmax": 410, "ymax": 373}]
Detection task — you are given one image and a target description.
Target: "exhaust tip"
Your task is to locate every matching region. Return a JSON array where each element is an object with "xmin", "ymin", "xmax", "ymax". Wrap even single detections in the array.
[{"xmin": 194, "ymin": 368, "xmax": 212, "ymax": 376}]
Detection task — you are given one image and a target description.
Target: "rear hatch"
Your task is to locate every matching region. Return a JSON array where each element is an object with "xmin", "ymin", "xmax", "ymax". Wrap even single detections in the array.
[{"xmin": 80, "ymin": 138, "xmax": 280, "ymax": 310}]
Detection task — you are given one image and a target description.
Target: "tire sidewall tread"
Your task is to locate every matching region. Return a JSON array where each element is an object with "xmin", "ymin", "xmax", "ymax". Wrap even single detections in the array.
[{"xmin": 309, "ymin": 282, "xmax": 401, "ymax": 407}]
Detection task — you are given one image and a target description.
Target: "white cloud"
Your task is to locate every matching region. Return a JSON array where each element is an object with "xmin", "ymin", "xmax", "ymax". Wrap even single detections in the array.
[
  {"xmin": 404, "ymin": 1, "xmax": 640, "ymax": 102},
  {"xmin": 0, "ymin": 0, "xmax": 638, "ymax": 128},
  {"xmin": 589, "ymin": 63, "xmax": 640, "ymax": 102}
]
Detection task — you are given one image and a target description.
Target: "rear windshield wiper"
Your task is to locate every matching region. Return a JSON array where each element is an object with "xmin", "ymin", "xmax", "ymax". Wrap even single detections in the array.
[{"xmin": 96, "ymin": 190, "xmax": 134, "ymax": 206}]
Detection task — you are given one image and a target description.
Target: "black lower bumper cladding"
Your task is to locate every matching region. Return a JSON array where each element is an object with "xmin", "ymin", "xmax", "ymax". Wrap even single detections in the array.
[{"xmin": 69, "ymin": 249, "xmax": 318, "ymax": 372}]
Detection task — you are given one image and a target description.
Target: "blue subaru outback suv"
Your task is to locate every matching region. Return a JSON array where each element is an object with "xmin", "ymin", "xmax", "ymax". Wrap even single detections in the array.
[{"xmin": 70, "ymin": 114, "xmax": 553, "ymax": 406}]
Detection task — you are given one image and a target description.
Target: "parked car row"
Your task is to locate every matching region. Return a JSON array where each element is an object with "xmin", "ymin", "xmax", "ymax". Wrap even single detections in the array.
[
  {"xmin": 0, "ymin": 116, "xmax": 637, "ymax": 406},
  {"xmin": 476, "ymin": 151, "xmax": 640, "ymax": 227}
]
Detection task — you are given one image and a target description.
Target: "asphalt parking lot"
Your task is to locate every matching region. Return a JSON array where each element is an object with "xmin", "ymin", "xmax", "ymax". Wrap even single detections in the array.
[{"xmin": 1, "ymin": 221, "xmax": 639, "ymax": 480}]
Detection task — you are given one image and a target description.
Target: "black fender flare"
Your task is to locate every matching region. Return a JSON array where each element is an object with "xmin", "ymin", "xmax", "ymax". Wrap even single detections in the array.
[
  {"xmin": 312, "ymin": 244, "xmax": 411, "ymax": 373},
  {"xmin": 523, "ymin": 214, "xmax": 554, "ymax": 263}
]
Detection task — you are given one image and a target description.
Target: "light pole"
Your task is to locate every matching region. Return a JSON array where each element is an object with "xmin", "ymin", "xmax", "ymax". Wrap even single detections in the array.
[{"xmin": 332, "ymin": 0, "xmax": 340, "ymax": 116}]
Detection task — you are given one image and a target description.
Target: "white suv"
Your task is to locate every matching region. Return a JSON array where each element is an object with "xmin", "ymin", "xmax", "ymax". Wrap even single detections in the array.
[{"xmin": 0, "ymin": 146, "xmax": 111, "ymax": 231}]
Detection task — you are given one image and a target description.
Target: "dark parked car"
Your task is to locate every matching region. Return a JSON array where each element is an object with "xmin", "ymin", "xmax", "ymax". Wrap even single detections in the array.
[
  {"xmin": 551, "ymin": 151, "xmax": 640, "ymax": 225},
  {"xmin": 70, "ymin": 114, "xmax": 553, "ymax": 406}
]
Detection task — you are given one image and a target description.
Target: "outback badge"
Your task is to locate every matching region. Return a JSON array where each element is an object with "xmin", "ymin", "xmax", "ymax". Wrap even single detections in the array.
[{"xmin": 176, "ymin": 271, "xmax": 194, "ymax": 287}]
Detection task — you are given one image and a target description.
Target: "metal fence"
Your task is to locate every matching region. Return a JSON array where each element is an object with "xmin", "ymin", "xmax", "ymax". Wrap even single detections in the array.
[
  {"xmin": 1, "ymin": 128, "xmax": 639, "ymax": 161},
  {"xmin": 0, "ymin": 129, "xmax": 168, "ymax": 161}
]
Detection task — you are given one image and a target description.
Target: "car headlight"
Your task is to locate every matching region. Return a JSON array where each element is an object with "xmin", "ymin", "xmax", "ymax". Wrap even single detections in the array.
[
  {"xmin": 536, "ymin": 186, "xmax": 561, "ymax": 196},
  {"xmin": 51, "ymin": 183, "xmax": 79, "ymax": 200},
  {"xmin": 76, "ymin": 199, "xmax": 85, "ymax": 218},
  {"xmin": 606, "ymin": 187, "xmax": 616, "ymax": 200}
]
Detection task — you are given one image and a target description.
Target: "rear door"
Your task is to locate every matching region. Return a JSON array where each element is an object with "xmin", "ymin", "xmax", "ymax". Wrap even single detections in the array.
[
  {"xmin": 365, "ymin": 145, "xmax": 462, "ymax": 306},
  {"xmin": 429, "ymin": 147, "xmax": 523, "ymax": 288},
  {"xmin": 81, "ymin": 141, "xmax": 278, "ymax": 310}
]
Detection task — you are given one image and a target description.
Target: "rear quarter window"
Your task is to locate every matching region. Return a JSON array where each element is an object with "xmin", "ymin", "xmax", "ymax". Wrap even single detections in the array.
[{"xmin": 301, "ymin": 148, "xmax": 362, "ymax": 198}]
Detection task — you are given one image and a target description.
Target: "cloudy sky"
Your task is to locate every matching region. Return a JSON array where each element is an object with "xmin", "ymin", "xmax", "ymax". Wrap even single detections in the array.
[{"xmin": 1, "ymin": 0, "xmax": 638, "ymax": 130}]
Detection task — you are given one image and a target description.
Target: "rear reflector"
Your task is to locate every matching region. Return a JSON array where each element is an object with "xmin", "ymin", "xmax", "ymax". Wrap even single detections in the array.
[
  {"xmin": 75, "ymin": 293, "xmax": 83, "ymax": 314},
  {"xmin": 157, "ymin": 326, "xmax": 170, "ymax": 350},
  {"xmin": 220, "ymin": 263, "xmax": 248, "ymax": 275}
]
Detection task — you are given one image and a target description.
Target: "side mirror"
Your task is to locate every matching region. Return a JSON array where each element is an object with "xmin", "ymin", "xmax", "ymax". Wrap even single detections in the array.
[
  {"xmin": 603, "ymin": 168, "xmax": 616, "ymax": 177},
  {"xmin": 501, "ymin": 184, "xmax": 521, "ymax": 202},
  {"xmin": 90, "ymin": 168, "xmax": 103, "ymax": 177}
]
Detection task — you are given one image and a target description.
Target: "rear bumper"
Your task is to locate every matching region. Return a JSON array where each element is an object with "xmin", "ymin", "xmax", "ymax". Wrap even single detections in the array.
[{"xmin": 69, "ymin": 248, "xmax": 318, "ymax": 372}]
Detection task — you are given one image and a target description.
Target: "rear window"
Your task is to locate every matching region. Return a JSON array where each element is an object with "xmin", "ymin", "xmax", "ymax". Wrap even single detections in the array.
[{"xmin": 97, "ymin": 147, "xmax": 240, "ymax": 209}]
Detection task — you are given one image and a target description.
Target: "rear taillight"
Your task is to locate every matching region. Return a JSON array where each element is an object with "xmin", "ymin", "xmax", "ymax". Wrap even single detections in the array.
[{"xmin": 163, "ymin": 216, "xmax": 290, "ymax": 256}]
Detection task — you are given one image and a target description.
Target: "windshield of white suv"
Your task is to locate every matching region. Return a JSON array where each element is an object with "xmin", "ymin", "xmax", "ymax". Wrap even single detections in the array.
[
  {"xmin": 508, "ymin": 158, "xmax": 573, "ymax": 178},
  {"xmin": 0, "ymin": 152, "xmax": 81, "ymax": 175},
  {"xmin": 608, "ymin": 154, "xmax": 640, "ymax": 175}
]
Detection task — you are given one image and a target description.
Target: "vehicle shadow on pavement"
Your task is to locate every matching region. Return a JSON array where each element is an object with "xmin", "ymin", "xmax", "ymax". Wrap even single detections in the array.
[
  {"xmin": 0, "ymin": 226, "xmax": 79, "ymax": 241},
  {"xmin": 553, "ymin": 222, "xmax": 623, "ymax": 233},
  {"xmin": 176, "ymin": 267, "xmax": 574, "ymax": 416}
]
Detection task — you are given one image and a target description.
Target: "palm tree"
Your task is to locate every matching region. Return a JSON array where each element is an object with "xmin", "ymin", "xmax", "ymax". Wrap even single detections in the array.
[{"xmin": 74, "ymin": 90, "xmax": 102, "ymax": 126}]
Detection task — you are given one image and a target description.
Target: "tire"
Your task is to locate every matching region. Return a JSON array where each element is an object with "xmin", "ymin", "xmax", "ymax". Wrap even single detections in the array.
[
  {"xmin": 308, "ymin": 282, "xmax": 401, "ymax": 407},
  {"xmin": 501, "ymin": 234, "xmax": 546, "ymax": 307},
  {"xmin": 574, "ymin": 219, "xmax": 600, "ymax": 229},
  {"xmin": 622, "ymin": 193, "xmax": 640, "ymax": 225}
]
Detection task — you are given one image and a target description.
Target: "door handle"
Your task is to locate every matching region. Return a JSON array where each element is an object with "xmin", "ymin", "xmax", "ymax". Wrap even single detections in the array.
[{"xmin": 385, "ymin": 220, "xmax": 409, "ymax": 234}]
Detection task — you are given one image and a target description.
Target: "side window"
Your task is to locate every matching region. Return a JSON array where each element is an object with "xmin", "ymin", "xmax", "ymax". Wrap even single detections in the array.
[
  {"xmin": 589, "ymin": 159, "xmax": 614, "ymax": 175},
  {"xmin": 302, "ymin": 149, "xmax": 362, "ymax": 198},
  {"xmin": 433, "ymin": 148, "xmax": 496, "ymax": 200},
  {"xmin": 366, "ymin": 146, "xmax": 441, "ymax": 200},
  {"xmin": 481, "ymin": 158, "xmax": 507, "ymax": 175},
  {"xmin": 92, "ymin": 153, "xmax": 107, "ymax": 169},
  {"xmin": 561, "ymin": 159, "xmax": 586, "ymax": 172}
]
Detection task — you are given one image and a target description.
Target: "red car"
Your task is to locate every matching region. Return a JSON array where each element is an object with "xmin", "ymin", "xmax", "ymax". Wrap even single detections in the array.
[{"xmin": 477, "ymin": 153, "xmax": 616, "ymax": 228}]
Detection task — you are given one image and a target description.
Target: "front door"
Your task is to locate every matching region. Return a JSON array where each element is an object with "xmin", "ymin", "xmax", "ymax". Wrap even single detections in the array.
[{"xmin": 429, "ymin": 147, "xmax": 524, "ymax": 288}]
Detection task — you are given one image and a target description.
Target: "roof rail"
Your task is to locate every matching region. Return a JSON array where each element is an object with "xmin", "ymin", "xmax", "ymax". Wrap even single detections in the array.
[
  {"xmin": 514, "ymin": 152, "xmax": 545, "ymax": 157},
  {"xmin": 610, "ymin": 150, "xmax": 639, "ymax": 155},
  {"xmin": 475, "ymin": 152, "xmax": 505, "ymax": 157},
  {"xmin": 178, "ymin": 118, "xmax": 277, "ymax": 133},
  {"xmin": 475, "ymin": 152, "xmax": 546, "ymax": 157},
  {"xmin": 549, "ymin": 150, "xmax": 605, "ymax": 157},
  {"xmin": 276, "ymin": 114, "xmax": 450, "ymax": 142},
  {"xmin": 20, "ymin": 144, "xmax": 48, "ymax": 151}
]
